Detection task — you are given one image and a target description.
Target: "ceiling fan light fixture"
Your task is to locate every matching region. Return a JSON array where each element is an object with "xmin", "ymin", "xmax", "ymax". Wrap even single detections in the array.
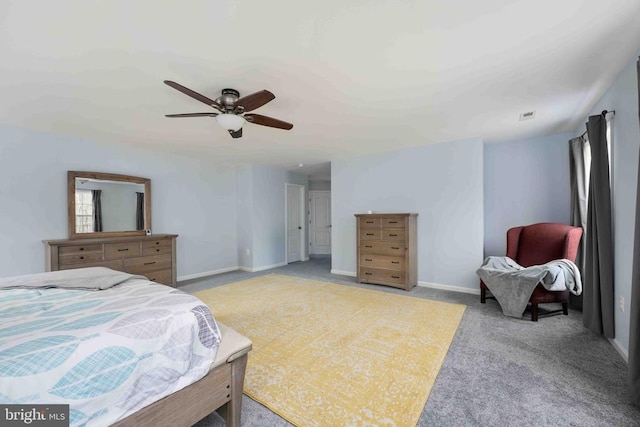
[{"xmin": 216, "ymin": 113, "xmax": 246, "ymax": 131}]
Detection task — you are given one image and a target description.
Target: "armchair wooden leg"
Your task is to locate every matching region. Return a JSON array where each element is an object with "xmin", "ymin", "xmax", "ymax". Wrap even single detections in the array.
[
  {"xmin": 531, "ymin": 303, "xmax": 538, "ymax": 322},
  {"xmin": 562, "ymin": 302, "xmax": 568, "ymax": 315},
  {"xmin": 481, "ymin": 288, "xmax": 486, "ymax": 303}
]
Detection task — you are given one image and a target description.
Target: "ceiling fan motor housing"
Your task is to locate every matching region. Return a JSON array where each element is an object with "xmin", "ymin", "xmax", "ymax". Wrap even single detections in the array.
[{"xmin": 217, "ymin": 88, "xmax": 240, "ymax": 111}]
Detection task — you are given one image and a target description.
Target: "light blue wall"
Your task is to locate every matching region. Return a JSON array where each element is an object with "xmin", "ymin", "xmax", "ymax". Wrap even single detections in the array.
[
  {"xmin": 236, "ymin": 165, "xmax": 253, "ymax": 268},
  {"xmin": 577, "ymin": 50, "xmax": 640, "ymax": 354},
  {"xmin": 309, "ymin": 180, "xmax": 331, "ymax": 191},
  {"xmin": 483, "ymin": 133, "xmax": 572, "ymax": 257},
  {"xmin": 0, "ymin": 125, "xmax": 238, "ymax": 279},
  {"xmin": 332, "ymin": 138, "xmax": 484, "ymax": 290}
]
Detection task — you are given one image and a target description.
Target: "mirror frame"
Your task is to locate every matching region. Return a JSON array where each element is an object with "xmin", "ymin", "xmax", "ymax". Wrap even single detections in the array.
[{"xmin": 68, "ymin": 171, "xmax": 151, "ymax": 239}]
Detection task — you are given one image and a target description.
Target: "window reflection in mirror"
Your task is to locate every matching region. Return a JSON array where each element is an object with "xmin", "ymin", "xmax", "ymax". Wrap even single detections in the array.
[{"xmin": 75, "ymin": 178, "xmax": 145, "ymax": 233}]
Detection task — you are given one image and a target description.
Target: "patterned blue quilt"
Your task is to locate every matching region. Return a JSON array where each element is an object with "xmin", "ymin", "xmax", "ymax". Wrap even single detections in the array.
[{"xmin": 0, "ymin": 277, "xmax": 221, "ymax": 426}]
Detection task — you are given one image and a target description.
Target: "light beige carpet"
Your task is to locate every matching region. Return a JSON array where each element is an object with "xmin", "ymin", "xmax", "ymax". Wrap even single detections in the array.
[{"xmin": 194, "ymin": 274, "xmax": 466, "ymax": 427}]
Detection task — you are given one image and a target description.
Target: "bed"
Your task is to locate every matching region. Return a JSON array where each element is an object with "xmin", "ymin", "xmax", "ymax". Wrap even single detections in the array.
[{"xmin": 0, "ymin": 267, "xmax": 251, "ymax": 427}]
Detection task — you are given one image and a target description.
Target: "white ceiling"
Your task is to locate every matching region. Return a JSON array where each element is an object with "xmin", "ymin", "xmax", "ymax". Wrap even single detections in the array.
[{"xmin": 1, "ymin": 1, "xmax": 640, "ymax": 180}]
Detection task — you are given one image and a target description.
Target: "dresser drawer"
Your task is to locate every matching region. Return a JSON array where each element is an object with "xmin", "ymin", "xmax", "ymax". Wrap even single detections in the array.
[
  {"xmin": 104, "ymin": 242, "xmax": 141, "ymax": 259},
  {"xmin": 360, "ymin": 268, "xmax": 405, "ymax": 285},
  {"xmin": 360, "ymin": 230, "xmax": 381, "ymax": 240},
  {"xmin": 382, "ymin": 218, "xmax": 405, "ymax": 228},
  {"xmin": 360, "ymin": 241, "xmax": 405, "ymax": 256},
  {"xmin": 143, "ymin": 269, "xmax": 173, "ymax": 285},
  {"xmin": 142, "ymin": 239, "xmax": 172, "ymax": 250},
  {"xmin": 59, "ymin": 244, "xmax": 102, "ymax": 255},
  {"xmin": 381, "ymin": 229, "xmax": 404, "ymax": 240},
  {"xmin": 359, "ymin": 218, "xmax": 381, "ymax": 228},
  {"xmin": 59, "ymin": 252, "xmax": 103, "ymax": 265},
  {"xmin": 360, "ymin": 254, "xmax": 405, "ymax": 271},
  {"xmin": 124, "ymin": 254, "xmax": 172, "ymax": 274},
  {"xmin": 59, "ymin": 260, "xmax": 123, "ymax": 271},
  {"xmin": 142, "ymin": 244, "xmax": 172, "ymax": 256}
]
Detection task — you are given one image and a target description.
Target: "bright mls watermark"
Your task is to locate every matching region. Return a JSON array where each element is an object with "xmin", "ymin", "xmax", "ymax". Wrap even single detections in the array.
[{"xmin": 0, "ymin": 405, "xmax": 69, "ymax": 426}]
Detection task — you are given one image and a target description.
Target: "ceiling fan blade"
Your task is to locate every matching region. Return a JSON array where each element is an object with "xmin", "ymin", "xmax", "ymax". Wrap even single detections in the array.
[
  {"xmin": 165, "ymin": 113, "xmax": 218, "ymax": 118},
  {"xmin": 234, "ymin": 90, "xmax": 275, "ymax": 112},
  {"xmin": 229, "ymin": 128, "xmax": 243, "ymax": 139},
  {"xmin": 163, "ymin": 80, "xmax": 223, "ymax": 111},
  {"xmin": 245, "ymin": 113, "xmax": 293, "ymax": 130}
]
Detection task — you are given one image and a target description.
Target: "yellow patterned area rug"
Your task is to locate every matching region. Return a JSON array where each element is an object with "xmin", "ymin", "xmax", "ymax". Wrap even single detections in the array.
[{"xmin": 194, "ymin": 274, "xmax": 466, "ymax": 427}]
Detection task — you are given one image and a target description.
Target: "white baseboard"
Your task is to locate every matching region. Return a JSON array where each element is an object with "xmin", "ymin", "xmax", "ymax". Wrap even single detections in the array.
[
  {"xmin": 331, "ymin": 269, "xmax": 357, "ymax": 277},
  {"xmin": 178, "ymin": 266, "xmax": 239, "ymax": 282},
  {"xmin": 417, "ymin": 281, "xmax": 481, "ymax": 295},
  {"xmin": 239, "ymin": 261, "xmax": 288, "ymax": 273},
  {"xmin": 609, "ymin": 338, "xmax": 629, "ymax": 363}
]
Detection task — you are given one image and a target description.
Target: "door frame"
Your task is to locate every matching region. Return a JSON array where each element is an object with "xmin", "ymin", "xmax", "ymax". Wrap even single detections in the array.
[
  {"xmin": 309, "ymin": 190, "xmax": 332, "ymax": 255},
  {"xmin": 285, "ymin": 183, "xmax": 306, "ymax": 263}
]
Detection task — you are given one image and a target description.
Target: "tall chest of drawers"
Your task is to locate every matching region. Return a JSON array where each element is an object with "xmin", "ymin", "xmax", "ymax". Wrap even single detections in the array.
[
  {"xmin": 355, "ymin": 213, "xmax": 417, "ymax": 290},
  {"xmin": 44, "ymin": 234, "xmax": 178, "ymax": 287}
]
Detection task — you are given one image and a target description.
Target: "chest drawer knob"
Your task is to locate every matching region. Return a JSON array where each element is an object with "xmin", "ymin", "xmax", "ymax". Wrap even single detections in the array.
[
  {"xmin": 144, "ymin": 261, "xmax": 156, "ymax": 265},
  {"xmin": 118, "ymin": 248, "xmax": 129, "ymax": 252},
  {"xmin": 391, "ymin": 246, "xmax": 400, "ymax": 250},
  {"xmin": 365, "ymin": 245, "xmax": 372, "ymax": 248},
  {"xmin": 391, "ymin": 261, "xmax": 400, "ymax": 264},
  {"xmin": 155, "ymin": 242, "xmax": 160, "ymax": 245},
  {"xmin": 79, "ymin": 247, "xmax": 85, "ymax": 251},
  {"xmin": 365, "ymin": 258, "xmax": 373, "ymax": 262},
  {"xmin": 80, "ymin": 256, "xmax": 84, "ymax": 260},
  {"xmin": 391, "ymin": 275, "xmax": 400, "ymax": 279},
  {"xmin": 365, "ymin": 272, "xmax": 373, "ymax": 275},
  {"xmin": 389, "ymin": 234, "xmax": 398, "ymax": 237}
]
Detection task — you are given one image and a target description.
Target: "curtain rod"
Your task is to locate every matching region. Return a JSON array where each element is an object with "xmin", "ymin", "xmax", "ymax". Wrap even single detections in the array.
[{"xmin": 579, "ymin": 110, "xmax": 616, "ymax": 138}]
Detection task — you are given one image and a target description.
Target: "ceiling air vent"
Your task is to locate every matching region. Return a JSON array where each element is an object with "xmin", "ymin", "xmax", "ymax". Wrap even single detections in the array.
[{"xmin": 519, "ymin": 111, "xmax": 536, "ymax": 121}]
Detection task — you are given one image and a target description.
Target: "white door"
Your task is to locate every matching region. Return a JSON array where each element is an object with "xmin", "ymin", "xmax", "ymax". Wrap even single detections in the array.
[
  {"xmin": 310, "ymin": 191, "xmax": 331, "ymax": 255},
  {"xmin": 286, "ymin": 184, "xmax": 304, "ymax": 263}
]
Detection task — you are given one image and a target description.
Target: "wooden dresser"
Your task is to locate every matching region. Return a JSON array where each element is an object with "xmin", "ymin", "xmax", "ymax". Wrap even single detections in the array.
[
  {"xmin": 355, "ymin": 213, "xmax": 417, "ymax": 290},
  {"xmin": 44, "ymin": 234, "xmax": 178, "ymax": 287}
]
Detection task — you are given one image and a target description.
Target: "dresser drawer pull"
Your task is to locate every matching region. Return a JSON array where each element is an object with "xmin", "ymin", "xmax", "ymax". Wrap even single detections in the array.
[
  {"xmin": 79, "ymin": 247, "xmax": 85, "ymax": 251},
  {"xmin": 389, "ymin": 221, "xmax": 398, "ymax": 224},
  {"xmin": 391, "ymin": 261, "xmax": 400, "ymax": 264},
  {"xmin": 365, "ymin": 272, "xmax": 373, "ymax": 275},
  {"xmin": 365, "ymin": 258, "xmax": 373, "ymax": 261},
  {"xmin": 79, "ymin": 256, "xmax": 84, "ymax": 260},
  {"xmin": 391, "ymin": 275, "xmax": 400, "ymax": 279},
  {"xmin": 391, "ymin": 247, "xmax": 400, "ymax": 250},
  {"xmin": 144, "ymin": 261, "xmax": 156, "ymax": 265},
  {"xmin": 366, "ymin": 233, "xmax": 374, "ymax": 236},
  {"xmin": 389, "ymin": 234, "xmax": 398, "ymax": 237},
  {"xmin": 155, "ymin": 242, "xmax": 160, "ymax": 245},
  {"xmin": 364, "ymin": 245, "xmax": 372, "ymax": 248},
  {"xmin": 156, "ymin": 249, "xmax": 160, "ymax": 252},
  {"xmin": 118, "ymin": 248, "xmax": 129, "ymax": 252},
  {"xmin": 365, "ymin": 221, "xmax": 374, "ymax": 224}
]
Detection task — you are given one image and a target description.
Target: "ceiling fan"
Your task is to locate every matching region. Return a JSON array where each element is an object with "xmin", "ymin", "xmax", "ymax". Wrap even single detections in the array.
[{"xmin": 163, "ymin": 80, "xmax": 293, "ymax": 139}]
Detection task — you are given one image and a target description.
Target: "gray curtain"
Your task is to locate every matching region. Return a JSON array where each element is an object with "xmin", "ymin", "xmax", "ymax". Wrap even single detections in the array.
[
  {"xmin": 569, "ymin": 136, "xmax": 590, "ymax": 309},
  {"xmin": 582, "ymin": 114, "xmax": 615, "ymax": 337},
  {"xmin": 91, "ymin": 190, "xmax": 103, "ymax": 232},
  {"xmin": 629, "ymin": 56, "xmax": 640, "ymax": 406},
  {"xmin": 136, "ymin": 192, "xmax": 144, "ymax": 231}
]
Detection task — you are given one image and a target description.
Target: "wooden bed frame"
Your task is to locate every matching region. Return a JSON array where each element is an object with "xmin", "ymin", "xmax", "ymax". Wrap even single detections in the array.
[{"xmin": 112, "ymin": 324, "xmax": 252, "ymax": 427}]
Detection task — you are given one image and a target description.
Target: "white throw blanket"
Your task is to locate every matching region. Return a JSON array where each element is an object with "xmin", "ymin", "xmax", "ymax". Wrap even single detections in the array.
[
  {"xmin": 476, "ymin": 256, "xmax": 582, "ymax": 318},
  {"xmin": 0, "ymin": 267, "xmax": 146, "ymax": 290}
]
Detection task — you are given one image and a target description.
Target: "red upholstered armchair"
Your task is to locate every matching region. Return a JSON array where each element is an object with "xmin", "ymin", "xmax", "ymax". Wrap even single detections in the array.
[{"xmin": 480, "ymin": 223, "xmax": 583, "ymax": 321}]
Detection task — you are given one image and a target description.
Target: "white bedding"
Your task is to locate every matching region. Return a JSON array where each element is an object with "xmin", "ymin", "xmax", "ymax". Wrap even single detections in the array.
[{"xmin": 0, "ymin": 271, "xmax": 221, "ymax": 426}]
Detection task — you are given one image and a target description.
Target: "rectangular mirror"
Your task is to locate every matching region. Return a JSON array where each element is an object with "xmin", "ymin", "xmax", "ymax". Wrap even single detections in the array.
[{"xmin": 68, "ymin": 171, "xmax": 151, "ymax": 239}]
